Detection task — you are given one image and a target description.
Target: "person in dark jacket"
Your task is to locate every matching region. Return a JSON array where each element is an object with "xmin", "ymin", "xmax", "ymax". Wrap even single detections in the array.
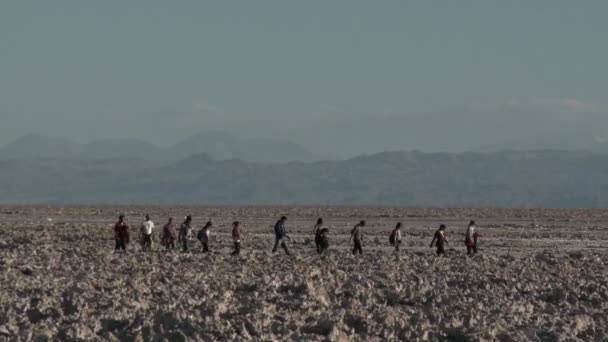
[
  {"xmin": 162, "ymin": 217, "xmax": 177, "ymax": 250},
  {"xmin": 390, "ymin": 222, "xmax": 403, "ymax": 252},
  {"xmin": 231, "ymin": 221, "xmax": 242, "ymax": 255},
  {"xmin": 312, "ymin": 218, "xmax": 324, "ymax": 254},
  {"xmin": 114, "ymin": 215, "xmax": 130, "ymax": 252},
  {"xmin": 430, "ymin": 224, "xmax": 449, "ymax": 256},
  {"xmin": 350, "ymin": 220, "xmax": 366, "ymax": 255},
  {"xmin": 317, "ymin": 226, "xmax": 330, "ymax": 254},
  {"xmin": 198, "ymin": 221, "xmax": 212, "ymax": 253},
  {"xmin": 179, "ymin": 216, "xmax": 193, "ymax": 252},
  {"xmin": 272, "ymin": 216, "xmax": 291, "ymax": 255}
]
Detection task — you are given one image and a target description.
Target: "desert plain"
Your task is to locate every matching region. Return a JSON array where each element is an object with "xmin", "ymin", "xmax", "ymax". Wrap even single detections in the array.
[{"xmin": 0, "ymin": 206, "xmax": 607, "ymax": 341}]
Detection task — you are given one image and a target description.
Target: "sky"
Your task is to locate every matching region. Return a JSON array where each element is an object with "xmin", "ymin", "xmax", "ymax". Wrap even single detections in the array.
[{"xmin": 1, "ymin": 1, "xmax": 607, "ymax": 157}]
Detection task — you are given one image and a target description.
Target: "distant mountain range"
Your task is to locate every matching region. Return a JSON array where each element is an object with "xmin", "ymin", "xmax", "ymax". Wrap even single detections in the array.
[
  {"xmin": 0, "ymin": 132, "xmax": 320, "ymax": 163},
  {"xmin": 1, "ymin": 150, "xmax": 608, "ymax": 207}
]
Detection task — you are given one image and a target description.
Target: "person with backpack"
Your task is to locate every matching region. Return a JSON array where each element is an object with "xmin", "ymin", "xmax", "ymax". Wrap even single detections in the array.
[
  {"xmin": 114, "ymin": 215, "xmax": 130, "ymax": 252},
  {"xmin": 197, "ymin": 221, "xmax": 212, "ymax": 253},
  {"xmin": 231, "ymin": 221, "xmax": 242, "ymax": 255},
  {"xmin": 465, "ymin": 220, "xmax": 479, "ymax": 255},
  {"xmin": 317, "ymin": 226, "xmax": 330, "ymax": 254},
  {"xmin": 349, "ymin": 220, "xmax": 366, "ymax": 255},
  {"xmin": 179, "ymin": 216, "xmax": 193, "ymax": 252},
  {"xmin": 389, "ymin": 222, "xmax": 403, "ymax": 252},
  {"xmin": 430, "ymin": 224, "xmax": 449, "ymax": 256},
  {"xmin": 162, "ymin": 217, "xmax": 177, "ymax": 250},
  {"xmin": 272, "ymin": 216, "xmax": 291, "ymax": 255},
  {"xmin": 139, "ymin": 214, "xmax": 155, "ymax": 251}
]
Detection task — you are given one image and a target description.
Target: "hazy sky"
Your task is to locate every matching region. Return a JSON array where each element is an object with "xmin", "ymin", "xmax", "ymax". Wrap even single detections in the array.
[{"xmin": 2, "ymin": 1, "xmax": 607, "ymax": 156}]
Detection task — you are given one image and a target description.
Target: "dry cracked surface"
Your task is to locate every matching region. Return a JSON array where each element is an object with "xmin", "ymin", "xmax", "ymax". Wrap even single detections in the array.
[{"xmin": 0, "ymin": 206, "xmax": 607, "ymax": 341}]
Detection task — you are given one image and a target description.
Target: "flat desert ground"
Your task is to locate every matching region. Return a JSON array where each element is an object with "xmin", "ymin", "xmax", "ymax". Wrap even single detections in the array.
[{"xmin": 1, "ymin": 206, "xmax": 607, "ymax": 341}]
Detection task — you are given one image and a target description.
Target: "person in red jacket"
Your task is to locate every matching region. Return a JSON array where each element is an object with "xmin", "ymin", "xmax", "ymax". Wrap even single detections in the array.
[
  {"xmin": 114, "ymin": 215, "xmax": 130, "ymax": 252},
  {"xmin": 162, "ymin": 217, "xmax": 177, "ymax": 250}
]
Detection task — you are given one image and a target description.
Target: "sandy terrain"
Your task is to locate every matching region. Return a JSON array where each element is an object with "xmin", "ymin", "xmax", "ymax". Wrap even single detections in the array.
[{"xmin": 0, "ymin": 206, "xmax": 607, "ymax": 341}]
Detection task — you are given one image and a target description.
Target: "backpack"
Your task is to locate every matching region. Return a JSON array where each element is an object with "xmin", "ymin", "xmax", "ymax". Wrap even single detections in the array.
[{"xmin": 389, "ymin": 230, "xmax": 396, "ymax": 245}]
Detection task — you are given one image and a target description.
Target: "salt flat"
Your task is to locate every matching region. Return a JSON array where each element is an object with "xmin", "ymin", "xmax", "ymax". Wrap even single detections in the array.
[{"xmin": 0, "ymin": 206, "xmax": 607, "ymax": 341}]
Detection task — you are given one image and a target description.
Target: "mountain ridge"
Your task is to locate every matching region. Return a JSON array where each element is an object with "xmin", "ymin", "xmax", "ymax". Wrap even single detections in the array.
[
  {"xmin": 0, "ymin": 132, "xmax": 320, "ymax": 163},
  {"xmin": 1, "ymin": 149, "xmax": 607, "ymax": 207}
]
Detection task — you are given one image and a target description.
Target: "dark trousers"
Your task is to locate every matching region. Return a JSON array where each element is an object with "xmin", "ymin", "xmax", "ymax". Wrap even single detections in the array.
[
  {"xmin": 436, "ymin": 244, "xmax": 446, "ymax": 256},
  {"xmin": 315, "ymin": 235, "xmax": 322, "ymax": 254},
  {"xmin": 232, "ymin": 241, "xmax": 240, "ymax": 255},
  {"xmin": 115, "ymin": 237, "xmax": 127, "ymax": 251},
  {"xmin": 272, "ymin": 238, "xmax": 290, "ymax": 255},
  {"xmin": 467, "ymin": 244, "xmax": 478, "ymax": 255},
  {"xmin": 319, "ymin": 238, "xmax": 328, "ymax": 254},
  {"xmin": 201, "ymin": 241, "xmax": 209, "ymax": 253},
  {"xmin": 142, "ymin": 234, "xmax": 152, "ymax": 251},
  {"xmin": 182, "ymin": 238, "xmax": 188, "ymax": 252},
  {"xmin": 164, "ymin": 239, "xmax": 175, "ymax": 250},
  {"xmin": 353, "ymin": 240, "xmax": 363, "ymax": 255}
]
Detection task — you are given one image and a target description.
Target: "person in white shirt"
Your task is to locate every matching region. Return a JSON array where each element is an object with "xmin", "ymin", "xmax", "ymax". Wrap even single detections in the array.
[
  {"xmin": 197, "ymin": 221, "xmax": 213, "ymax": 253},
  {"xmin": 465, "ymin": 220, "xmax": 478, "ymax": 255},
  {"xmin": 140, "ymin": 214, "xmax": 155, "ymax": 251}
]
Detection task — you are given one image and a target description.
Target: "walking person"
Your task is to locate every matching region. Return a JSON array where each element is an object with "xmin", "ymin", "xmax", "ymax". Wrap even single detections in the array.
[
  {"xmin": 140, "ymin": 214, "xmax": 154, "ymax": 251},
  {"xmin": 465, "ymin": 220, "xmax": 479, "ymax": 255},
  {"xmin": 272, "ymin": 216, "xmax": 291, "ymax": 255},
  {"xmin": 197, "ymin": 221, "xmax": 212, "ymax": 253},
  {"xmin": 312, "ymin": 218, "xmax": 324, "ymax": 254},
  {"xmin": 179, "ymin": 216, "xmax": 193, "ymax": 252},
  {"xmin": 162, "ymin": 217, "xmax": 177, "ymax": 250},
  {"xmin": 317, "ymin": 226, "xmax": 330, "ymax": 254},
  {"xmin": 430, "ymin": 224, "xmax": 449, "ymax": 256},
  {"xmin": 350, "ymin": 220, "xmax": 366, "ymax": 255},
  {"xmin": 114, "ymin": 215, "xmax": 130, "ymax": 252},
  {"xmin": 231, "ymin": 221, "xmax": 242, "ymax": 255},
  {"xmin": 389, "ymin": 222, "xmax": 403, "ymax": 252}
]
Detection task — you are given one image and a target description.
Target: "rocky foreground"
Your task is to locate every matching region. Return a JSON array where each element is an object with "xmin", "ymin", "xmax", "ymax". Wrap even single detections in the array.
[{"xmin": 0, "ymin": 207, "xmax": 607, "ymax": 341}]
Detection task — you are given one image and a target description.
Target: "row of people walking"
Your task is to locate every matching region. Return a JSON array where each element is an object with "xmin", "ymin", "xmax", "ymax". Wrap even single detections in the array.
[
  {"xmin": 114, "ymin": 214, "xmax": 243, "ymax": 255},
  {"xmin": 113, "ymin": 214, "xmax": 480, "ymax": 256}
]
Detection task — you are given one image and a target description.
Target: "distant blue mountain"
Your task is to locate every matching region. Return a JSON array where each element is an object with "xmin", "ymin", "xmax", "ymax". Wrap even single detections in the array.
[
  {"xmin": 1, "ymin": 150, "xmax": 608, "ymax": 207},
  {"xmin": 0, "ymin": 131, "xmax": 320, "ymax": 163}
]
